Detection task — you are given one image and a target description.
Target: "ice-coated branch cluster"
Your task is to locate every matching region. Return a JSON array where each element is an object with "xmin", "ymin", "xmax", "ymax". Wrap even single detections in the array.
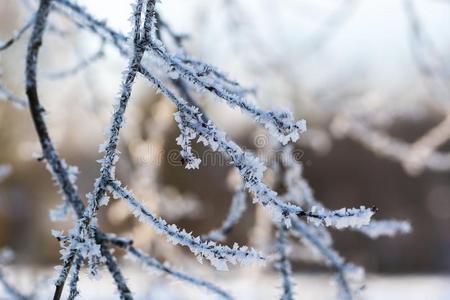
[
  {"xmin": 47, "ymin": 0, "xmax": 309, "ymax": 223},
  {"xmin": 53, "ymin": 0, "xmax": 307, "ymax": 145},
  {"xmin": 44, "ymin": 0, "xmax": 383, "ymax": 230},
  {"xmin": 16, "ymin": 0, "xmax": 260, "ymax": 299},
  {"xmin": 2, "ymin": 0, "xmax": 269, "ymax": 298},
  {"xmin": 0, "ymin": 0, "xmax": 413, "ymax": 299},
  {"xmin": 278, "ymin": 146, "xmax": 410, "ymax": 299}
]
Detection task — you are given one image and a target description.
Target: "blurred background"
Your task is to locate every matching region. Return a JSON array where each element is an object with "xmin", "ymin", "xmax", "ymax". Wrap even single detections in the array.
[{"xmin": 0, "ymin": 0, "xmax": 450, "ymax": 293}]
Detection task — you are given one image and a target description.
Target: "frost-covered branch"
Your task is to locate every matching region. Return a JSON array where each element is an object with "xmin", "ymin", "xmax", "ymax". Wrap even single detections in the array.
[
  {"xmin": 88, "ymin": 0, "xmax": 154, "ymax": 215},
  {"xmin": 24, "ymin": 1, "xmax": 95, "ymax": 296},
  {"xmin": 45, "ymin": 0, "xmax": 373, "ymax": 229},
  {"xmin": 53, "ymin": 1, "xmax": 158, "ymax": 289},
  {"xmin": 281, "ymin": 145, "xmax": 411, "ymax": 236},
  {"xmin": 147, "ymin": 50, "xmax": 307, "ymax": 145},
  {"xmin": 24, "ymin": 1, "xmax": 131, "ymax": 298},
  {"xmin": 276, "ymin": 225, "xmax": 294, "ymax": 300},
  {"xmin": 300, "ymin": 206, "xmax": 376, "ymax": 230},
  {"xmin": 138, "ymin": 63, "xmax": 304, "ymax": 221},
  {"xmin": 23, "ymin": 0, "xmax": 263, "ymax": 297},
  {"xmin": 109, "ymin": 180, "xmax": 264, "ymax": 271},
  {"xmin": 143, "ymin": 61, "xmax": 374, "ymax": 228},
  {"xmin": 290, "ymin": 217, "xmax": 359, "ymax": 300},
  {"xmin": 20, "ymin": 0, "xmax": 68, "ymax": 36},
  {"xmin": 278, "ymin": 145, "xmax": 410, "ymax": 299},
  {"xmin": 276, "ymin": 147, "xmax": 359, "ymax": 298},
  {"xmin": 67, "ymin": 254, "xmax": 83, "ymax": 300},
  {"xmin": 52, "ymin": 1, "xmax": 156, "ymax": 290},
  {"xmin": 25, "ymin": 0, "xmax": 85, "ymax": 218},
  {"xmin": 100, "ymin": 244, "xmax": 133, "ymax": 299},
  {"xmin": 356, "ymin": 220, "xmax": 412, "ymax": 239}
]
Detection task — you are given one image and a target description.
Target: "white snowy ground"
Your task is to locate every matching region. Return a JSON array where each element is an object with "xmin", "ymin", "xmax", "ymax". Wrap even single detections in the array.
[{"xmin": 2, "ymin": 267, "xmax": 449, "ymax": 300}]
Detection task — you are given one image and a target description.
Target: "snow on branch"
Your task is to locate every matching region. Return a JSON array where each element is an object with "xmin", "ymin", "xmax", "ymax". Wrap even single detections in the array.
[
  {"xmin": 25, "ymin": 0, "xmax": 85, "ymax": 219},
  {"xmin": 141, "ymin": 36, "xmax": 375, "ymax": 232},
  {"xmin": 108, "ymin": 180, "xmax": 264, "ymax": 271},
  {"xmin": 136, "ymin": 70, "xmax": 374, "ymax": 230},
  {"xmin": 51, "ymin": 0, "xmax": 158, "ymax": 292},
  {"xmin": 44, "ymin": 0, "xmax": 346, "ymax": 229},
  {"xmin": 137, "ymin": 63, "xmax": 305, "ymax": 221},
  {"xmin": 86, "ymin": 0, "xmax": 155, "ymax": 219},
  {"xmin": 356, "ymin": 220, "xmax": 412, "ymax": 239},
  {"xmin": 302, "ymin": 206, "xmax": 376, "ymax": 229},
  {"xmin": 281, "ymin": 146, "xmax": 411, "ymax": 234},
  {"xmin": 146, "ymin": 39, "xmax": 307, "ymax": 145}
]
